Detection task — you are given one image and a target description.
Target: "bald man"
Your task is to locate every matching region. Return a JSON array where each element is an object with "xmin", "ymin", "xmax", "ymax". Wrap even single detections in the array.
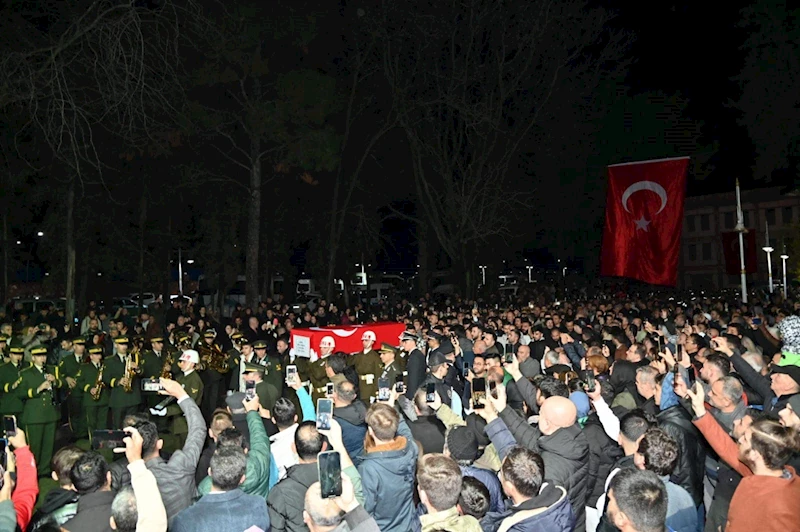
[{"xmin": 496, "ymin": 392, "xmax": 590, "ymax": 532}]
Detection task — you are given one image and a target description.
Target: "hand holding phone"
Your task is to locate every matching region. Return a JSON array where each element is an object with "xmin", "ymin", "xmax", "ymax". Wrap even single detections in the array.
[
  {"xmin": 472, "ymin": 378, "xmax": 486, "ymax": 409},
  {"xmin": 378, "ymin": 378, "xmax": 390, "ymax": 401},
  {"xmin": 425, "ymin": 383, "xmax": 436, "ymax": 403},
  {"xmin": 3, "ymin": 417, "xmax": 16, "ymax": 438},
  {"xmin": 394, "ymin": 375, "xmax": 405, "ymax": 394},
  {"xmin": 245, "ymin": 381, "xmax": 256, "ymax": 401},
  {"xmin": 318, "ymin": 450, "xmax": 343, "ymax": 498},
  {"xmin": 317, "ymin": 399, "xmax": 333, "ymax": 430},
  {"xmin": 286, "ymin": 365, "xmax": 298, "ymax": 386}
]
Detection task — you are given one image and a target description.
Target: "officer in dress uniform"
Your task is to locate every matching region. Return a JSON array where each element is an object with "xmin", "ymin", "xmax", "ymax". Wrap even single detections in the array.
[
  {"xmin": 378, "ymin": 342, "xmax": 402, "ymax": 391},
  {"xmin": 18, "ymin": 346, "xmax": 61, "ymax": 475},
  {"xmin": 249, "ymin": 339, "xmax": 282, "ymax": 396},
  {"xmin": 0, "ymin": 345, "xmax": 26, "ymax": 419},
  {"xmin": 226, "ymin": 332, "xmax": 245, "ymax": 389},
  {"xmin": 198, "ymin": 329, "xmax": 226, "ymax": 420},
  {"xmin": 78, "ymin": 345, "xmax": 109, "ymax": 437},
  {"xmin": 309, "ymin": 336, "xmax": 336, "ymax": 402},
  {"xmin": 164, "ymin": 349, "xmax": 203, "ymax": 447},
  {"xmin": 230, "ymin": 338, "xmax": 253, "ymax": 392},
  {"xmin": 348, "ymin": 331, "xmax": 383, "ymax": 402},
  {"xmin": 242, "ymin": 362, "xmax": 279, "ymax": 412},
  {"xmin": 103, "ymin": 337, "xmax": 143, "ymax": 429},
  {"xmin": 400, "ymin": 330, "xmax": 427, "ymax": 400},
  {"xmin": 59, "ymin": 337, "xmax": 87, "ymax": 438}
]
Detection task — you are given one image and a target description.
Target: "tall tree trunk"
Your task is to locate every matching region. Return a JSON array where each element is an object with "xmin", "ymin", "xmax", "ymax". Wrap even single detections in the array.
[
  {"xmin": 162, "ymin": 216, "xmax": 172, "ymax": 309},
  {"xmin": 65, "ymin": 177, "xmax": 76, "ymax": 326},
  {"xmin": 138, "ymin": 192, "xmax": 147, "ymax": 316},
  {"xmin": 246, "ymin": 134, "xmax": 261, "ymax": 310},
  {"xmin": 2, "ymin": 212, "xmax": 8, "ymax": 306},
  {"xmin": 417, "ymin": 218, "xmax": 429, "ymax": 296}
]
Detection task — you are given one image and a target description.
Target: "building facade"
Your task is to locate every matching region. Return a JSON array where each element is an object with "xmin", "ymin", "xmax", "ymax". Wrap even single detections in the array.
[{"xmin": 679, "ymin": 186, "xmax": 800, "ymax": 289}]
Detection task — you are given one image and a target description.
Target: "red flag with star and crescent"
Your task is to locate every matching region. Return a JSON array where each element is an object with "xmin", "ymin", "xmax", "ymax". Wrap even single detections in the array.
[{"xmin": 600, "ymin": 157, "xmax": 689, "ymax": 286}]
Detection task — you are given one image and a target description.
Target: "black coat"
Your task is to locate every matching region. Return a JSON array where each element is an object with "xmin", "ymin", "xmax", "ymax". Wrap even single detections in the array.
[
  {"xmin": 407, "ymin": 415, "xmax": 446, "ymax": 454},
  {"xmin": 405, "ymin": 349, "xmax": 426, "ymax": 400},
  {"xmin": 61, "ymin": 490, "xmax": 115, "ymax": 532},
  {"xmin": 582, "ymin": 413, "xmax": 623, "ymax": 508},
  {"xmin": 657, "ymin": 405, "xmax": 706, "ymax": 506}
]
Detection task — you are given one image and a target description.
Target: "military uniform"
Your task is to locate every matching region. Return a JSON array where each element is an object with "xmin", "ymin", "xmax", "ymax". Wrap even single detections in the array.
[
  {"xmin": 166, "ymin": 369, "xmax": 203, "ymax": 445},
  {"xmin": 249, "ymin": 352, "xmax": 283, "ymax": 398},
  {"xmin": 348, "ymin": 349, "xmax": 383, "ymax": 402},
  {"xmin": 58, "ymin": 341, "xmax": 86, "ymax": 438},
  {"xmin": 198, "ymin": 334, "xmax": 227, "ymax": 420},
  {"xmin": 103, "ymin": 341, "xmax": 143, "ymax": 429},
  {"xmin": 242, "ymin": 362, "xmax": 280, "ymax": 411},
  {"xmin": 308, "ymin": 357, "xmax": 331, "ymax": 403},
  {"xmin": 18, "ymin": 354, "xmax": 61, "ymax": 475},
  {"xmin": 77, "ymin": 351, "xmax": 110, "ymax": 437},
  {"xmin": 0, "ymin": 349, "xmax": 25, "ymax": 417}
]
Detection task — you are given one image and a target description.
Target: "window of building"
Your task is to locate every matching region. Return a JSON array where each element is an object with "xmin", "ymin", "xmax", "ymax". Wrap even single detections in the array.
[
  {"xmin": 723, "ymin": 212, "xmax": 735, "ymax": 229},
  {"xmin": 702, "ymin": 242, "xmax": 712, "ymax": 261},
  {"xmin": 686, "ymin": 216, "xmax": 696, "ymax": 233},
  {"xmin": 688, "ymin": 244, "xmax": 697, "ymax": 262},
  {"xmin": 700, "ymin": 214, "xmax": 710, "ymax": 231},
  {"xmin": 766, "ymin": 208, "xmax": 776, "ymax": 226},
  {"xmin": 783, "ymin": 206, "xmax": 794, "ymax": 224}
]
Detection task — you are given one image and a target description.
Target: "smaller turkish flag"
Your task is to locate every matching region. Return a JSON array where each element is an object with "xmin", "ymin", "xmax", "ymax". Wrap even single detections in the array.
[
  {"xmin": 600, "ymin": 157, "xmax": 689, "ymax": 286},
  {"xmin": 721, "ymin": 231, "xmax": 758, "ymax": 275}
]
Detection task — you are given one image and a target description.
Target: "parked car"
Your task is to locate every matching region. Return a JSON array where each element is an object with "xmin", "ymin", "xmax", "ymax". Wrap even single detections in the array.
[
  {"xmin": 129, "ymin": 292, "xmax": 157, "ymax": 306},
  {"xmin": 290, "ymin": 295, "xmax": 320, "ymax": 313}
]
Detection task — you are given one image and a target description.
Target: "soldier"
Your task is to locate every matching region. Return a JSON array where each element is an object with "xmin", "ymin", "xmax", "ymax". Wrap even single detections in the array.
[
  {"xmin": 18, "ymin": 346, "xmax": 61, "ymax": 475},
  {"xmin": 141, "ymin": 336, "xmax": 172, "ymax": 380},
  {"xmin": 198, "ymin": 329, "xmax": 226, "ymax": 420},
  {"xmin": 226, "ymin": 332, "xmax": 245, "ymax": 389},
  {"xmin": 378, "ymin": 342, "xmax": 402, "ymax": 390},
  {"xmin": 348, "ymin": 331, "xmax": 383, "ymax": 403},
  {"xmin": 249, "ymin": 339, "xmax": 283, "ymax": 396},
  {"xmin": 308, "ymin": 336, "xmax": 336, "ymax": 402},
  {"xmin": 59, "ymin": 337, "xmax": 87, "ymax": 438},
  {"xmin": 400, "ymin": 330, "xmax": 426, "ymax": 400},
  {"xmin": 230, "ymin": 338, "xmax": 253, "ymax": 392},
  {"xmin": 242, "ymin": 362, "xmax": 279, "ymax": 412},
  {"xmin": 162, "ymin": 349, "xmax": 203, "ymax": 447},
  {"xmin": 0, "ymin": 345, "xmax": 26, "ymax": 419},
  {"xmin": 78, "ymin": 345, "xmax": 110, "ymax": 437},
  {"xmin": 103, "ymin": 336, "xmax": 143, "ymax": 429},
  {"xmin": 0, "ymin": 334, "xmax": 9, "ymax": 359}
]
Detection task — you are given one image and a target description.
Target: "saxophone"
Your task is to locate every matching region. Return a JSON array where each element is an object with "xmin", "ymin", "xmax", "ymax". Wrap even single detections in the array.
[
  {"xmin": 160, "ymin": 352, "xmax": 174, "ymax": 380},
  {"xmin": 122, "ymin": 352, "xmax": 141, "ymax": 392},
  {"xmin": 91, "ymin": 364, "xmax": 105, "ymax": 400}
]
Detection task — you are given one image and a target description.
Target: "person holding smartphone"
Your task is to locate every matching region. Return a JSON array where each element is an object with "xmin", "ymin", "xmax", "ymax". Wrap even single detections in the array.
[
  {"xmin": 241, "ymin": 362, "xmax": 280, "ymax": 412},
  {"xmin": 163, "ymin": 350, "xmax": 204, "ymax": 447}
]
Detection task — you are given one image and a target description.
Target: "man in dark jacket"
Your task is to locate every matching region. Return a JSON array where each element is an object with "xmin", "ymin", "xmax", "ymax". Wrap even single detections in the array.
[
  {"xmin": 28, "ymin": 445, "xmax": 83, "ymax": 530},
  {"xmin": 401, "ymin": 388, "xmax": 446, "ymax": 454},
  {"xmin": 63, "ymin": 452, "xmax": 115, "ymax": 532},
  {"xmin": 401, "ymin": 331, "xmax": 426, "ymax": 400},
  {"xmin": 498, "ymin": 395, "xmax": 590, "ymax": 532},
  {"xmin": 445, "ymin": 425, "xmax": 505, "ymax": 514},
  {"xmin": 332, "ymin": 379, "xmax": 368, "ymax": 464},
  {"xmin": 480, "ymin": 447, "xmax": 574, "ymax": 532}
]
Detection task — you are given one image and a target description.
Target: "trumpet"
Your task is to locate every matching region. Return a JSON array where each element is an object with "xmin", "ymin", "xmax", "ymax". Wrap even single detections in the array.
[{"xmin": 91, "ymin": 365, "xmax": 105, "ymax": 400}]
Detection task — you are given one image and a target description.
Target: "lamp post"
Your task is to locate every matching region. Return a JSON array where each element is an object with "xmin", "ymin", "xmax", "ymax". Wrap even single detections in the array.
[
  {"xmin": 734, "ymin": 180, "xmax": 748, "ymax": 303},
  {"xmin": 479, "ymin": 265, "xmax": 487, "ymax": 286},
  {"xmin": 526, "ymin": 265, "xmax": 533, "ymax": 283},
  {"xmin": 763, "ymin": 221, "xmax": 774, "ymax": 294},
  {"xmin": 781, "ymin": 246, "xmax": 789, "ymax": 299}
]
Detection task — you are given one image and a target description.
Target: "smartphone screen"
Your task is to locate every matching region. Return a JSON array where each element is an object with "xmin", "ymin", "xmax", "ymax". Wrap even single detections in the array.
[
  {"xmin": 92, "ymin": 430, "xmax": 126, "ymax": 451},
  {"xmin": 394, "ymin": 375, "xmax": 405, "ymax": 393},
  {"xmin": 425, "ymin": 382, "xmax": 436, "ymax": 403},
  {"xmin": 504, "ymin": 352, "xmax": 513, "ymax": 364},
  {"xmin": 317, "ymin": 399, "xmax": 333, "ymax": 430},
  {"xmin": 326, "ymin": 382, "xmax": 334, "ymax": 397},
  {"xmin": 318, "ymin": 450, "xmax": 342, "ymax": 498},
  {"xmin": 462, "ymin": 362, "xmax": 470, "ymax": 378},
  {"xmin": 472, "ymin": 378, "xmax": 486, "ymax": 409},
  {"xmin": 286, "ymin": 365, "xmax": 298, "ymax": 385},
  {"xmin": 488, "ymin": 379, "xmax": 498, "ymax": 399},
  {"xmin": 140, "ymin": 378, "xmax": 163, "ymax": 392},
  {"xmin": 245, "ymin": 381, "xmax": 256, "ymax": 401},
  {"xmin": 3, "ymin": 416, "xmax": 16, "ymax": 437},
  {"xmin": 378, "ymin": 377, "xmax": 390, "ymax": 401},
  {"xmin": 0, "ymin": 439, "xmax": 6, "ymax": 470},
  {"xmin": 752, "ymin": 317, "xmax": 762, "ymax": 326}
]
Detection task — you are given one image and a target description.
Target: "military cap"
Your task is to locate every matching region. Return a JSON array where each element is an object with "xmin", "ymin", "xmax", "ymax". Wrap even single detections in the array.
[
  {"xmin": 399, "ymin": 331, "xmax": 418, "ymax": 343},
  {"xmin": 203, "ymin": 330, "xmax": 217, "ymax": 339},
  {"xmin": 114, "ymin": 336, "xmax": 130, "ymax": 345},
  {"xmin": 252, "ymin": 339, "xmax": 268, "ymax": 349},
  {"xmin": 88, "ymin": 346, "xmax": 104, "ymax": 355},
  {"xmin": 9, "ymin": 346, "xmax": 24, "ymax": 355},
  {"xmin": 72, "ymin": 337, "xmax": 86, "ymax": 345},
  {"xmin": 30, "ymin": 346, "xmax": 48, "ymax": 356},
  {"xmin": 243, "ymin": 362, "xmax": 265, "ymax": 373},
  {"xmin": 231, "ymin": 332, "xmax": 244, "ymax": 341},
  {"xmin": 150, "ymin": 337, "xmax": 164, "ymax": 343},
  {"xmin": 0, "ymin": 335, "xmax": 8, "ymax": 343},
  {"xmin": 379, "ymin": 342, "xmax": 399, "ymax": 356}
]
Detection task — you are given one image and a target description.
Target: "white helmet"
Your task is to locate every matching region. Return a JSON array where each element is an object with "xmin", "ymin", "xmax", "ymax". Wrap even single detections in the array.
[
  {"xmin": 320, "ymin": 336, "xmax": 336, "ymax": 349},
  {"xmin": 361, "ymin": 331, "xmax": 376, "ymax": 342},
  {"xmin": 179, "ymin": 349, "xmax": 200, "ymax": 364}
]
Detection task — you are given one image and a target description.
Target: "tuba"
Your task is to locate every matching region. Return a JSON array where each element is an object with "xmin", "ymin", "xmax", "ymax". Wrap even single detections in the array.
[
  {"xmin": 91, "ymin": 365, "xmax": 105, "ymax": 400},
  {"xmin": 200, "ymin": 343, "xmax": 230, "ymax": 373}
]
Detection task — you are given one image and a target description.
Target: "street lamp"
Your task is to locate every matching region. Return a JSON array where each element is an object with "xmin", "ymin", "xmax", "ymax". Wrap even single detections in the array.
[
  {"xmin": 763, "ymin": 221, "xmax": 774, "ymax": 294},
  {"xmin": 479, "ymin": 265, "xmax": 487, "ymax": 286},
  {"xmin": 781, "ymin": 247, "xmax": 789, "ymax": 299},
  {"xmin": 37, "ymin": 231, "xmax": 44, "ymax": 237},
  {"xmin": 526, "ymin": 265, "xmax": 533, "ymax": 283},
  {"xmin": 186, "ymin": 259, "xmax": 195, "ymax": 265}
]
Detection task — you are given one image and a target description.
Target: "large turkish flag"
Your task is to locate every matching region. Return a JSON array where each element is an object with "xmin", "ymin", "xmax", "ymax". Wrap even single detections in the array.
[{"xmin": 600, "ymin": 157, "xmax": 689, "ymax": 286}]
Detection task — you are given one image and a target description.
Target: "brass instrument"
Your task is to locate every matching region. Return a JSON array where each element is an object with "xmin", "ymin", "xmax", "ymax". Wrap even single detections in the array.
[
  {"xmin": 160, "ymin": 352, "xmax": 174, "ymax": 380},
  {"xmin": 201, "ymin": 343, "xmax": 230, "ymax": 374},
  {"xmin": 91, "ymin": 364, "xmax": 105, "ymax": 400},
  {"xmin": 122, "ymin": 352, "xmax": 141, "ymax": 392}
]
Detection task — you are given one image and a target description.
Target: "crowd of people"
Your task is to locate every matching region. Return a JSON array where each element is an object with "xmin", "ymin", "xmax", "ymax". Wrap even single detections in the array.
[{"xmin": 0, "ymin": 287, "xmax": 798, "ymax": 531}]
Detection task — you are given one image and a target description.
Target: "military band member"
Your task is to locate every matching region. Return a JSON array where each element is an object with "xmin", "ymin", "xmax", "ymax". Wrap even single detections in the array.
[
  {"xmin": 0, "ymin": 345, "xmax": 26, "ymax": 418},
  {"xmin": 249, "ymin": 339, "xmax": 282, "ymax": 396},
  {"xmin": 164, "ymin": 349, "xmax": 203, "ymax": 447},
  {"xmin": 226, "ymin": 332, "xmax": 245, "ymax": 388},
  {"xmin": 348, "ymin": 331, "xmax": 383, "ymax": 402},
  {"xmin": 242, "ymin": 362, "xmax": 279, "ymax": 412},
  {"xmin": 59, "ymin": 337, "xmax": 87, "ymax": 438},
  {"xmin": 103, "ymin": 336, "xmax": 142, "ymax": 429},
  {"xmin": 309, "ymin": 336, "xmax": 336, "ymax": 402},
  {"xmin": 0, "ymin": 334, "xmax": 9, "ymax": 359},
  {"xmin": 198, "ymin": 330, "xmax": 226, "ymax": 420},
  {"xmin": 78, "ymin": 346, "xmax": 110, "ymax": 436},
  {"xmin": 230, "ymin": 338, "xmax": 254, "ymax": 392},
  {"xmin": 18, "ymin": 346, "xmax": 61, "ymax": 475}
]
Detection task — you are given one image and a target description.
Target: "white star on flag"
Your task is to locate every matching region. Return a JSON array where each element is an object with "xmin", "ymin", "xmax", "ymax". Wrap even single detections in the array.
[{"xmin": 634, "ymin": 217, "xmax": 650, "ymax": 231}]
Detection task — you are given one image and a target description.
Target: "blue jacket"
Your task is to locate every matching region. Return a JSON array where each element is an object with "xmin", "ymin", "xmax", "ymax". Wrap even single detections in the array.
[
  {"xmin": 335, "ymin": 401, "xmax": 368, "ymax": 466},
  {"xmin": 358, "ymin": 418, "xmax": 420, "ymax": 532},
  {"xmin": 480, "ymin": 483, "xmax": 575, "ymax": 532},
  {"xmin": 462, "ymin": 465, "xmax": 506, "ymax": 514},
  {"xmin": 171, "ymin": 488, "xmax": 270, "ymax": 532}
]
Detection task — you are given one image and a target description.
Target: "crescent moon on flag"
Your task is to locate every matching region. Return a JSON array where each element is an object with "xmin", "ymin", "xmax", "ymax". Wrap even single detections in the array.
[{"xmin": 621, "ymin": 181, "xmax": 668, "ymax": 214}]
